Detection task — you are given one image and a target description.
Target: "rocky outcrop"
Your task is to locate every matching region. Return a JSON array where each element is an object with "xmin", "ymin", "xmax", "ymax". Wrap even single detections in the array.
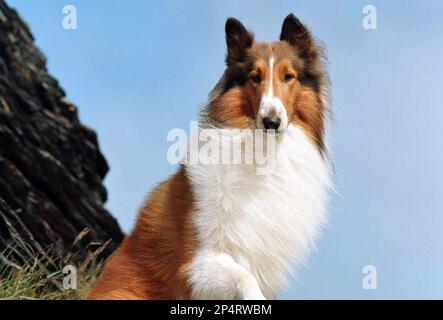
[{"xmin": 0, "ymin": 0, "xmax": 123, "ymax": 266}]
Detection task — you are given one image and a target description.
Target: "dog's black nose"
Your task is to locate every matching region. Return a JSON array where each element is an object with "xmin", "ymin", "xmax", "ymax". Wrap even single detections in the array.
[{"xmin": 262, "ymin": 116, "xmax": 281, "ymax": 131}]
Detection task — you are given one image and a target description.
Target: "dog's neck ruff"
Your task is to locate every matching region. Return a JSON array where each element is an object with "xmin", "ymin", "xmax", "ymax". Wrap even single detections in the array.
[{"xmin": 185, "ymin": 124, "xmax": 332, "ymax": 298}]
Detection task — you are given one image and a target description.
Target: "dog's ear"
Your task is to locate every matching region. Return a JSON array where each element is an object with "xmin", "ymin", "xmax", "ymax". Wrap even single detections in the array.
[
  {"xmin": 280, "ymin": 14, "xmax": 315, "ymax": 61},
  {"xmin": 225, "ymin": 17, "xmax": 254, "ymax": 65}
]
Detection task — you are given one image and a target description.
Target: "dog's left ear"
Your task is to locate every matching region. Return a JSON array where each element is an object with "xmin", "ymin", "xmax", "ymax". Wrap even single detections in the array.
[
  {"xmin": 280, "ymin": 14, "xmax": 315, "ymax": 61},
  {"xmin": 225, "ymin": 17, "xmax": 254, "ymax": 65}
]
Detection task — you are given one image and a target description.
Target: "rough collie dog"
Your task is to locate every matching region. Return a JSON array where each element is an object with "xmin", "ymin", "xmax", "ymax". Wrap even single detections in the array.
[{"xmin": 87, "ymin": 14, "xmax": 331, "ymax": 300}]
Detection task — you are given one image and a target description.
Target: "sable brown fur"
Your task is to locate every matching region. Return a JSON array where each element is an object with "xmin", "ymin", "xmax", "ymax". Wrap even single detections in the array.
[{"xmin": 86, "ymin": 167, "xmax": 196, "ymax": 299}]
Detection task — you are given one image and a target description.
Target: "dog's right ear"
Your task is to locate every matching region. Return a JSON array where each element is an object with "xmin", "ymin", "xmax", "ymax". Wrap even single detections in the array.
[
  {"xmin": 225, "ymin": 18, "xmax": 254, "ymax": 65},
  {"xmin": 280, "ymin": 14, "xmax": 315, "ymax": 61}
]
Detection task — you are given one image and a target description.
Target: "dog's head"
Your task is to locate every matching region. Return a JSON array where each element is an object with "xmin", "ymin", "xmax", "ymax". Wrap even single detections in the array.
[{"xmin": 208, "ymin": 14, "xmax": 329, "ymax": 152}]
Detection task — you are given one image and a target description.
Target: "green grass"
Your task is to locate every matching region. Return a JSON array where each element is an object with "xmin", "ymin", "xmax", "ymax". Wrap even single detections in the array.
[{"xmin": 0, "ymin": 231, "xmax": 109, "ymax": 300}]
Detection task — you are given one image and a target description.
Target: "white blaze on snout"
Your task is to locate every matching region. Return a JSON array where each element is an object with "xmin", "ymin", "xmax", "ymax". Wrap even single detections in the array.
[{"xmin": 257, "ymin": 55, "xmax": 289, "ymax": 131}]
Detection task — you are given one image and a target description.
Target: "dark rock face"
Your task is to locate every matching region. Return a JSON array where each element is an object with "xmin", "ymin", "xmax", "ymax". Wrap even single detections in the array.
[{"xmin": 0, "ymin": 0, "xmax": 123, "ymax": 265}]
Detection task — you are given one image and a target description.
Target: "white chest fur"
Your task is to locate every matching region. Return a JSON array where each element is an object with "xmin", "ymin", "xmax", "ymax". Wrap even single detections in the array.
[{"xmin": 185, "ymin": 125, "xmax": 331, "ymax": 298}]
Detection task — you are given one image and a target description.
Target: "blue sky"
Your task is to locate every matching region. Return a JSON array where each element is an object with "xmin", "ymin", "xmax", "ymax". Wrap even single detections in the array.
[{"xmin": 8, "ymin": 0, "xmax": 443, "ymax": 299}]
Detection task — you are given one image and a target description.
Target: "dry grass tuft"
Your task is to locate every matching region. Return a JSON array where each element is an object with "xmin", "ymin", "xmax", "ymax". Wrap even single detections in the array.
[{"xmin": 0, "ymin": 229, "xmax": 111, "ymax": 300}]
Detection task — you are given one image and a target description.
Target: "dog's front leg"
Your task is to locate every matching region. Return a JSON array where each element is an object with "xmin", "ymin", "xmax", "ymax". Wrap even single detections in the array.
[{"xmin": 188, "ymin": 250, "xmax": 266, "ymax": 300}]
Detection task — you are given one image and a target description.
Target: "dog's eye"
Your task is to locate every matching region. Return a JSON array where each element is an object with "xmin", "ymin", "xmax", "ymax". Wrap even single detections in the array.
[
  {"xmin": 250, "ymin": 74, "xmax": 261, "ymax": 84},
  {"xmin": 284, "ymin": 73, "xmax": 295, "ymax": 82}
]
